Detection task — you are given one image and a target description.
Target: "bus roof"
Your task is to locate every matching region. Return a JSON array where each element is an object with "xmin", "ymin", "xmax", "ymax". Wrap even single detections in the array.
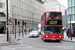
[
  {"xmin": 41, "ymin": 11, "xmax": 62, "ymax": 17},
  {"xmin": 44, "ymin": 11, "xmax": 62, "ymax": 14}
]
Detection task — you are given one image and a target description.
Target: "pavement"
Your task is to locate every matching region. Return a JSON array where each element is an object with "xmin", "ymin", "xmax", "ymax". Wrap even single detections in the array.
[
  {"xmin": 63, "ymin": 30, "xmax": 75, "ymax": 42},
  {"xmin": 0, "ymin": 32, "xmax": 29, "ymax": 46}
]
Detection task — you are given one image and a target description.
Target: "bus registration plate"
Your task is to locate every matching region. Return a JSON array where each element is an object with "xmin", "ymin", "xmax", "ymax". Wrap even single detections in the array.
[{"xmin": 52, "ymin": 39, "xmax": 56, "ymax": 40}]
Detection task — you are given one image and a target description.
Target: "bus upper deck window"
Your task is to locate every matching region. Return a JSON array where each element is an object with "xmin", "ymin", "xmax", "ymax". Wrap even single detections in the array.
[{"xmin": 53, "ymin": 16, "xmax": 61, "ymax": 19}]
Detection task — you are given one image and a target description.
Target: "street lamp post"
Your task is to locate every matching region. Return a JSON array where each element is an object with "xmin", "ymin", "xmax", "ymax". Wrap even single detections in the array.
[
  {"xmin": 6, "ymin": 0, "xmax": 9, "ymax": 41},
  {"xmin": 15, "ymin": 19, "xmax": 17, "ymax": 39},
  {"xmin": 32, "ymin": 13, "xmax": 34, "ymax": 29},
  {"xmin": 25, "ymin": 22, "xmax": 26, "ymax": 35},
  {"xmin": 18, "ymin": 21, "xmax": 20, "ymax": 37},
  {"xmin": 70, "ymin": 15, "xmax": 72, "ymax": 40},
  {"xmin": 19, "ymin": 21, "xmax": 20, "ymax": 37},
  {"xmin": 22, "ymin": 20, "xmax": 24, "ymax": 37}
]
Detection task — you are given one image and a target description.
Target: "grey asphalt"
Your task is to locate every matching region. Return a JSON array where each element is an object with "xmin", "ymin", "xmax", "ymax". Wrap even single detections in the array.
[{"xmin": 0, "ymin": 36, "xmax": 75, "ymax": 50}]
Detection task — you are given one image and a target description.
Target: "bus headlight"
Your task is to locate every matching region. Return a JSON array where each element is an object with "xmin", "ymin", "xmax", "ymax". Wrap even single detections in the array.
[
  {"xmin": 59, "ymin": 36, "xmax": 61, "ymax": 38},
  {"xmin": 46, "ymin": 36, "xmax": 48, "ymax": 38}
]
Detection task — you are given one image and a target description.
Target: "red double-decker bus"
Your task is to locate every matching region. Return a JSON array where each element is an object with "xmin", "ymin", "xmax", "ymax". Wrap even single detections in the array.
[{"xmin": 41, "ymin": 11, "xmax": 63, "ymax": 41}]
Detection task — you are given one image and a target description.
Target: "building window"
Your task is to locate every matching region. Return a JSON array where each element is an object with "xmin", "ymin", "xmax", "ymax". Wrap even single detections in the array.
[
  {"xmin": 74, "ymin": 15, "xmax": 75, "ymax": 21},
  {"xmin": 68, "ymin": 0, "xmax": 70, "ymax": 7},
  {"xmin": 68, "ymin": 16, "xmax": 70, "ymax": 21},
  {"xmin": 0, "ymin": 22, "xmax": 6, "ymax": 25},
  {"xmin": 71, "ymin": 8, "xmax": 72, "ymax": 14},
  {"xmin": 0, "ymin": 13, "xmax": 5, "ymax": 17},
  {"xmin": 4, "ymin": 3, "xmax": 5, "ymax": 8},
  {"xmin": 74, "ymin": 7, "xmax": 75, "ymax": 13},
  {"xmin": 69, "ymin": 8, "xmax": 71, "ymax": 14},
  {"xmin": 74, "ymin": 0, "xmax": 75, "ymax": 5},
  {"xmin": 71, "ymin": 15, "xmax": 73, "ymax": 21},
  {"xmin": 72, "ymin": 0, "xmax": 74, "ymax": 6},
  {"xmin": 72, "ymin": 7, "xmax": 74, "ymax": 14},
  {"xmin": 71, "ymin": 0, "xmax": 72, "ymax": 6},
  {"xmin": 0, "ymin": 3, "xmax": 3, "ymax": 8}
]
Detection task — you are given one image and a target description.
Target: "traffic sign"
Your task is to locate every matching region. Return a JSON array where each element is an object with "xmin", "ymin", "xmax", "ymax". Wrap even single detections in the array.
[
  {"xmin": 32, "ymin": 24, "xmax": 34, "ymax": 27},
  {"xmin": 7, "ymin": 20, "xmax": 12, "ymax": 25}
]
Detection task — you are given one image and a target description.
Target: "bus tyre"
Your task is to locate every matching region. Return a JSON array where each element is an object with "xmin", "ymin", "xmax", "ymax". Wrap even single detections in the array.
[
  {"xmin": 43, "ymin": 40, "xmax": 46, "ymax": 42},
  {"xmin": 43, "ymin": 36, "xmax": 46, "ymax": 42},
  {"xmin": 57, "ymin": 40, "xmax": 60, "ymax": 42}
]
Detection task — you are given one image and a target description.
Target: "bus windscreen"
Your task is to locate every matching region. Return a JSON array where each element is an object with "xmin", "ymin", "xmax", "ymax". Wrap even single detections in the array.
[
  {"xmin": 45, "ymin": 20, "xmax": 62, "ymax": 25},
  {"xmin": 46, "ymin": 12, "xmax": 61, "ymax": 19},
  {"xmin": 44, "ymin": 26, "xmax": 62, "ymax": 34}
]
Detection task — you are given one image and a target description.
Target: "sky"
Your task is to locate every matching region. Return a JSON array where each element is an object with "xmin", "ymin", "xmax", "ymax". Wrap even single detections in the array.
[{"xmin": 57, "ymin": 0, "xmax": 68, "ymax": 8}]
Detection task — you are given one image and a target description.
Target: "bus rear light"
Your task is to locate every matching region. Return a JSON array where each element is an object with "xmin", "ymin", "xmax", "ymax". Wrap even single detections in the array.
[{"xmin": 46, "ymin": 36, "xmax": 48, "ymax": 38}]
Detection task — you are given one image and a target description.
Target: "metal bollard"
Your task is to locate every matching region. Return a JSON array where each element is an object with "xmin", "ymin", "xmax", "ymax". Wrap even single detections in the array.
[{"xmin": 9, "ymin": 36, "xmax": 11, "ymax": 43}]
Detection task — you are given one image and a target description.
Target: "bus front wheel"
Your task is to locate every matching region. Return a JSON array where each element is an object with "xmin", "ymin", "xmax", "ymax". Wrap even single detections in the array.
[{"xmin": 57, "ymin": 40, "xmax": 60, "ymax": 42}]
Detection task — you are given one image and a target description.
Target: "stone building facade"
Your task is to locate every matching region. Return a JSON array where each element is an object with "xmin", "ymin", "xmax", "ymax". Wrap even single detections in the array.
[{"xmin": 0, "ymin": 0, "xmax": 44, "ymax": 33}]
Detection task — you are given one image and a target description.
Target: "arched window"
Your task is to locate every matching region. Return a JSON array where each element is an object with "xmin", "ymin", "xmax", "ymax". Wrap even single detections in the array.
[{"xmin": 0, "ymin": 12, "xmax": 6, "ymax": 17}]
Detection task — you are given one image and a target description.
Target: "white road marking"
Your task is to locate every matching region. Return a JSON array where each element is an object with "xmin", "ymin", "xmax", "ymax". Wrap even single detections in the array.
[
  {"xmin": 2, "ymin": 44, "xmax": 48, "ymax": 50},
  {"xmin": 55, "ymin": 46, "xmax": 74, "ymax": 49},
  {"xmin": 2, "ymin": 46, "xmax": 15, "ymax": 50}
]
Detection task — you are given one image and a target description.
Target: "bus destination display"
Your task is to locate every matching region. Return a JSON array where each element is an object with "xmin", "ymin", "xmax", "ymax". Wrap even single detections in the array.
[
  {"xmin": 50, "ymin": 21, "xmax": 57, "ymax": 25},
  {"xmin": 45, "ymin": 20, "xmax": 62, "ymax": 25}
]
